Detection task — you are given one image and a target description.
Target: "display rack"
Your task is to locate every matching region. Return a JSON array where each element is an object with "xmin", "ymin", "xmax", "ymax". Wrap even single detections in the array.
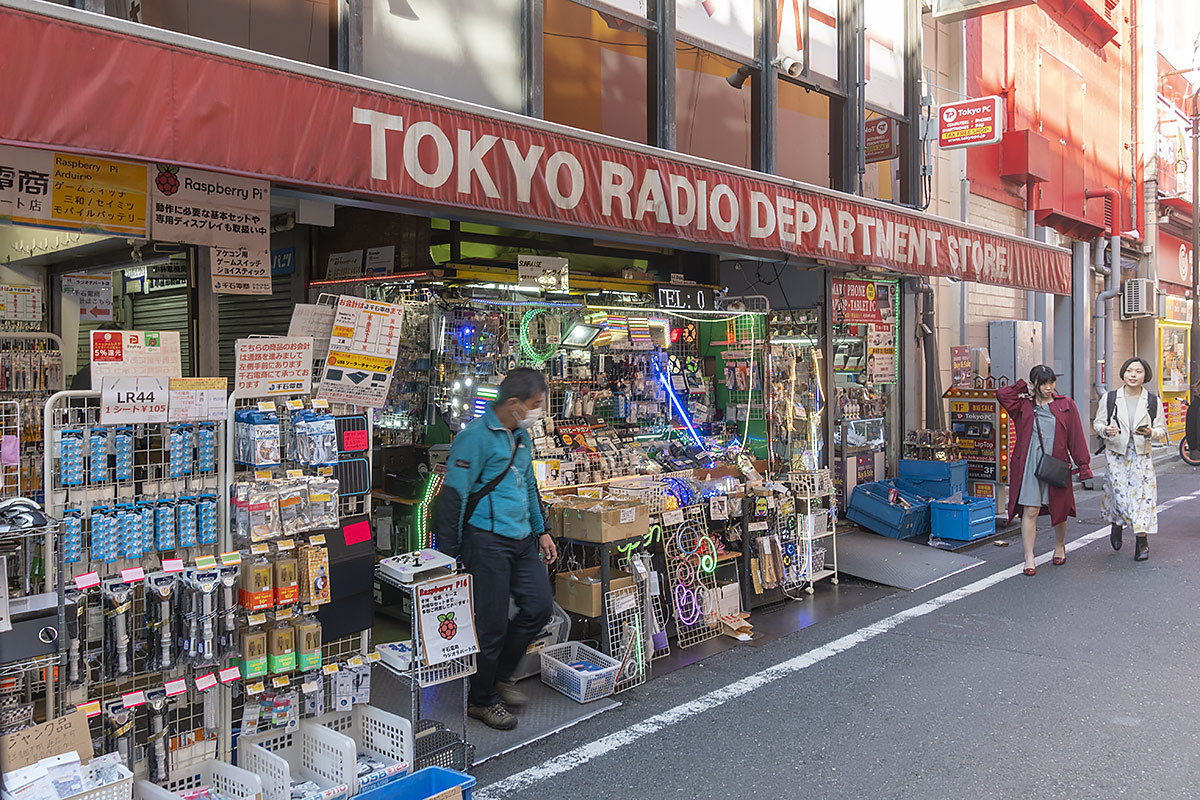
[
  {"xmin": 662, "ymin": 506, "xmax": 721, "ymax": 649},
  {"xmin": 1, "ymin": 332, "xmax": 65, "ymax": 500},
  {"xmin": 793, "ymin": 469, "xmax": 838, "ymax": 592}
]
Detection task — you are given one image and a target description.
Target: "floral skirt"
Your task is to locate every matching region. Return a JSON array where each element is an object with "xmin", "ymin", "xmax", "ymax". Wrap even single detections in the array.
[{"xmin": 1102, "ymin": 441, "xmax": 1158, "ymax": 534}]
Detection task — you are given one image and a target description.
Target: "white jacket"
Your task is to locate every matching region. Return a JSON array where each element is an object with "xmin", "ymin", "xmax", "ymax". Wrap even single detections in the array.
[{"xmin": 1092, "ymin": 387, "xmax": 1167, "ymax": 456}]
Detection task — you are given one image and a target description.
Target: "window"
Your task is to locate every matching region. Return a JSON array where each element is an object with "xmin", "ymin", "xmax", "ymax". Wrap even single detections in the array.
[
  {"xmin": 776, "ymin": 80, "xmax": 833, "ymax": 186},
  {"xmin": 676, "ymin": 45, "xmax": 752, "ymax": 169}
]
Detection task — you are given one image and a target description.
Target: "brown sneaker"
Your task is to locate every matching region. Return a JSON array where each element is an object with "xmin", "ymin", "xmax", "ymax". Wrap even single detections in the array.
[
  {"xmin": 468, "ymin": 702, "xmax": 518, "ymax": 731},
  {"xmin": 495, "ymin": 680, "xmax": 528, "ymax": 709}
]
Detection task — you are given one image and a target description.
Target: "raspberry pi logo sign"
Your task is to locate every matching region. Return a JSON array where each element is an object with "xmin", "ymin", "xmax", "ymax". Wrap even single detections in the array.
[
  {"xmin": 155, "ymin": 165, "xmax": 180, "ymax": 195},
  {"xmin": 417, "ymin": 575, "xmax": 480, "ymax": 665},
  {"xmin": 437, "ymin": 612, "xmax": 458, "ymax": 640}
]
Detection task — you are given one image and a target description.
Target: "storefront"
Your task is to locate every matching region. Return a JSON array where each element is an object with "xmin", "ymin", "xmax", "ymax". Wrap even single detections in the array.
[
  {"xmin": 1156, "ymin": 229, "xmax": 1193, "ymax": 437},
  {"xmin": 0, "ymin": 0, "xmax": 1074, "ymax": 789}
]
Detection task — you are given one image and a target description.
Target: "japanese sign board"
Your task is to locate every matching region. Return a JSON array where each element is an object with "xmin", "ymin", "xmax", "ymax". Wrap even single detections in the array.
[
  {"xmin": 0, "ymin": 144, "xmax": 147, "ymax": 237},
  {"xmin": 1158, "ymin": 229, "xmax": 1193, "ymax": 288},
  {"xmin": 62, "ymin": 274, "xmax": 113, "ymax": 321},
  {"xmin": 0, "ymin": 284, "xmax": 43, "ymax": 322},
  {"xmin": 517, "ymin": 255, "xmax": 569, "ymax": 293},
  {"xmin": 317, "ymin": 296, "xmax": 404, "ymax": 409},
  {"xmin": 831, "ymin": 278, "xmax": 898, "ymax": 325},
  {"xmin": 866, "ymin": 323, "xmax": 897, "ymax": 384},
  {"xmin": 271, "ymin": 248, "xmax": 296, "ymax": 276},
  {"xmin": 0, "ymin": 711, "xmax": 94, "ymax": 771},
  {"xmin": 100, "ymin": 376, "xmax": 169, "ymax": 425},
  {"xmin": 938, "ymin": 96, "xmax": 1004, "ymax": 149},
  {"xmin": 415, "ymin": 574, "xmax": 479, "ymax": 666},
  {"xmin": 234, "ymin": 337, "xmax": 314, "ymax": 398},
  {"xmin": 326, "ymin": 251, "xmax": 363, "ymax": 280},
  {"xmin": 212, "ymin": 245, "xmax": 271, "ymax": 295},
  {"xmin": 90, "ymin": 330, "xmax": 182, "ymax": 381},
  {"xmin": 364, "ymin": 246, "xmax": 395, "ymax": 277},
  {"xmin": 951, "ymin": 345, "xmax": 973, "ymax": 388},
  {"xmin": 864, "ymin": 116, "xmax": 900, "ymax": 163},
  {"xmin": 168, "ymin": 377, "xmax": 229, "ymax": 422},
  {"xmin": 945, "ymin": 387, "xmax": 1012, "ymax": 500}
]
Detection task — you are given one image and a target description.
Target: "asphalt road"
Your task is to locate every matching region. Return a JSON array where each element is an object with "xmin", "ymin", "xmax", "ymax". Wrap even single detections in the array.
[{"xmin": 472, "ymin": 454, "xmax": 1200, "ymax": 800}]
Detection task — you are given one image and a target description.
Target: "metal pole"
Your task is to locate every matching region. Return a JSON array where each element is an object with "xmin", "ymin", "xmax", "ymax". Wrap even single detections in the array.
[{"xmin": 1191, "ymin": 89, "xmax": 1199, "ymax": 402}]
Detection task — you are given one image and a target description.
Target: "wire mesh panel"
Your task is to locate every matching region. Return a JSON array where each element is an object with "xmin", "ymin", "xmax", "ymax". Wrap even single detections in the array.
[
  {"xmin": 662, "ymin": 506, "xmax": 720, "ymax": 649},
  {"xmin": 1, "ymin": 333, "xmax": 65, "ymax": 501},
  {"xmin": 0, "ymin": 401, "xmax": 20, "ymax": 497},
  {"xmin": 604, "ymin": 584, "xmax": 648, "ymax": 694}
]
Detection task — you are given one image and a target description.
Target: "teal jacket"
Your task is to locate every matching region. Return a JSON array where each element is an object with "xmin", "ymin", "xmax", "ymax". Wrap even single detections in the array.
[{"xmin": 433, "ymin": 404, "xmax": 545, "ymax": 556}]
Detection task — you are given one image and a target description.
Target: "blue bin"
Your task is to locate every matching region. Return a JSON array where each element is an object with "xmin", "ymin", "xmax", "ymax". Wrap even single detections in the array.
[
  {"xmin": 930, "ymin": 496, "xmax": 996, "ymax": 542},
  {"xmin": 898, "ymin": 460, "xmax": 968, "ymax": 499},
  {"xmin": 368, "ymin": 767, "xmax": 476, "ymax": 800},
  {"xmin": 846, "ymin": 480, "xmax": 930, "ymax": 539}
]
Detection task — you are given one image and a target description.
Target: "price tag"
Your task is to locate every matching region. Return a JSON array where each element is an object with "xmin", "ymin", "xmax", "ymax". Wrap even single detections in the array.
[
  {"xmin": 121, "ymin": 567, "xmax": 145, "ymax": 583},
  {"xmin": 347, "ymin": 655, "xmax": 365, "ymax": 668},
  {"xmin": 748, "ymin": 521, "xmax": 768, "ymax": 532},
  {"xmin": 256, "ymin": 401, "xmax": 276, "ymax": 412},
  {"xmin": 286, "ymin": 399, "xmax": 305, "ymax": 410},
  {"xmin": 219, "ymin": 551, "xmax": 242, "ymax": 567},
  {"xmin": 121, "ymin": 690, "xmax": 146, "ymax": 708},
  {"xmin": 709, "ymin": 495, "xmax": 729, "ymax": 519},
  {"xmin": 367, "ymin": 652, "xmax": 382, "ymax": 663},
  {"xmin": 247, "ymin": 682, "xmax": 265, "ymax": 696},
  {"xmin": 255, "ymin": 470, "xmax": 274, "ymax": 479},
  {"xmin": 303, "ymin": 604, "xmax": 320, "ymax": 615},
  {"xmin": 74, "ymin": 572, "xmax": 101, "ymax": 590},
  {"xmin": 321, "ymin": 663, "xmax": 339, "ymax": 675},
  {"xmin": 251, "ymin": 544, "xmax": 269, "ymax": 555},
  {"xmin": 162, "ymin": 559, "xmax": 185, "ymax": 573},
  {"xmin": 312, "ymin": 399, "xmax": 330, "ymax": 410},
  {"xmin": 247, "ymin": 613, "xmax": 267, "ymax": 626},
  {"xmin": 195, "ymin": 555, "xmax": 218, "ymax": 570},
  {"xmin": 164, "ymin": 679, "xmax": 188, "ymax": 697},
  {"xmin": 219, "ymin": 666, "xmax": 241, "ymax": 683},
  {"xmin": 276, "ymin": 539, "xmax": 295, "ymax": 552},
  {"xmin": 318, "ymin": 466, "xmax": 334, "ymax": 477},
  {"xmin": 76, "ymin": 700, "xmax": 102, "ymax": 718},
  {"xmin": 301, "ymin": 680, "xmax": 319, "ymax": 693},
  {"xmin": 195, "ymin": 673, "xmax": 218, "ymax": 691},
  {"xmin": 663, "ymin": 509, "xmax": 684, "ymax": 526},
  {"xmin": 286, "ymin": 469, "xmax": 305, "ymax": 479},
  {"xmin": 309, "ymin": 534, "xmax": 326, "ymax": 546},
  {"xmin": 272, "ymin": 676, "xmax": 290, "ymax": 688},
  {"xmin": 275, "ymin": 607, "xmax": 294, "ymax": 621}
]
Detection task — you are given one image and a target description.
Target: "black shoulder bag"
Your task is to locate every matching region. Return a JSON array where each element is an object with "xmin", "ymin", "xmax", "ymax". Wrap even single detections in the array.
[
  {"xmin": 462, "ymin": 446, "xmax": 519, "ymax": 528},
  {"xmin": 1033, "ymin": 409, "xmax": 1072, "ymax": 489}
]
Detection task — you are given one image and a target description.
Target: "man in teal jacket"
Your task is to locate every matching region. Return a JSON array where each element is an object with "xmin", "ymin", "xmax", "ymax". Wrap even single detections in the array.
[{"xmin": 434, "ymin": 368, "xmax": 557, "ymax": 730}]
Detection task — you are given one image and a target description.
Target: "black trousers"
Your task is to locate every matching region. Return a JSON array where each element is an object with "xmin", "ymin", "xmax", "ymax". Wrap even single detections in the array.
[{"xmin": 461, "ymin": 528, "xmax": 553, "ymax": 706}]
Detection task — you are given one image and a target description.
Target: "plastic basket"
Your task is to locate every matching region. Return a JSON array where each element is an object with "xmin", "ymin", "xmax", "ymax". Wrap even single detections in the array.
[
  {"xmin": 238, "ymin": 724, "xmax": 353, "ymax": 800},
  {"xmin": 846, "ymin": 481, "xmax": 930, "ymax": 539},
  {"xmin": 930, "ymin": 496, "xmax": 996, "ymax": 542},
  {"xmin": 413, "ymin": 720, "xmax": 475, "ymax": 772},
  {"xmin": 812, "ymin": 546, "xmax": 827, "ymax": 574},
  {"xmin": 800, "ymin": 511, "xmax": 828, "ymax": 540},
  {"xmin": 70, "ymin": 766, "xmax": 133, "ymax": 800},
  {"xmin": 135, "ymin": 761, "xmax": 262, "ymax": 800},
  {"xmin": 314, "ymin": 706, "xmax": 412, "ymax": 795},
  {"xmin": 374, "ymin": 767, "xmax": 475, "ymax": 800},
  {"xmin": 791, "ymin": 469, "xmax": 833, "ymax": 499},
  {"xmin": 539, "ymin": 641, "xmax": 620, "ymax": 703}
]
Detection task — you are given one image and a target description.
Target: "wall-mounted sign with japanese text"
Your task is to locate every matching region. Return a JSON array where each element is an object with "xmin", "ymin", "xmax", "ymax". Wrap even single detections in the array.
[
  {"xmin": 62, "ymin": 274, "xmax": 113, "ymax": 321},
  {"xmin": 100, "ymin": 376, "xmax": 169, "ymax": 425},
  {"xmin": 0, "ymin": 145, "xmax": 147, "ymax": 237},
  {"xmin": 415, "ymin": 574, "xmax": 479, "ymax": 666},
  {"xmin": 317, "ymin": 296, "xmax": 404, "ymax": 408},
  {"xmin": 866, "ymin": 323, "xmax": 897, "ymax": 384},
  {"xmin": 938, "ymin": 96, "xmax": 1004, "ymax": 149},
  {"xmin": 517, "ymin": 255, "xmax": 569, "ymax": 293},
  {"xmin": 864, "ymin": 116, "xmax": 900, "ymax": 163},
  {"xmin": 90, "ymin": 330, "xmax": 182, "ymax": 381},
  {"xmin": 234, "ymin": 337, "xmax": 314, "ymax": 397},
  {"xmin": 149, "ymin": 165, "xmax": 270, "ymax": 295},
  {"xmin": 168, "ymin": 377, "xmax": 229, "ymax": 422},
  {"xmin": 326, "ymin": 251, "xmax": 363, "ymax": 280},
  {"xmin": 0, "ymin": 284, "xmax": 43, "ymax": 322},
  {"xmin": 831, "ymin": 278, "xmax": 898, "ymax": 325}
]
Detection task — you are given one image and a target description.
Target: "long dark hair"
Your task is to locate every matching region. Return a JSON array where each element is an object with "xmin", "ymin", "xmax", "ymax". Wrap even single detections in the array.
[{"xmin": 1029, "ymin": 364, "xmax": 1056, "ymax": 395}]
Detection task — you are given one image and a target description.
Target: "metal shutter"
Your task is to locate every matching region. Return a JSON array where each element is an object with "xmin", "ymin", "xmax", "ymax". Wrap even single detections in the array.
[
  {"xmin": 217, "ymin": 275, "xmax": 295, "ymax": 379},
  {"xmin": 131, "ymin": 289, "xmax": 192, "ymax": 376}
]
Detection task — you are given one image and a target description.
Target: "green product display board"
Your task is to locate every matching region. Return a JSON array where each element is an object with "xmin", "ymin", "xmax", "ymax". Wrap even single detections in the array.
[{"xmin": 700, "ymin": 317, "xmax": 769, "ymax": 459}]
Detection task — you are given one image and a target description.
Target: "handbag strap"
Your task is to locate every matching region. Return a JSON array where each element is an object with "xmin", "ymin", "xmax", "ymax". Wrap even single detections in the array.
[{"xmin": 1033, "ymin": 402, "xmax": 1073, "ymax": 469}]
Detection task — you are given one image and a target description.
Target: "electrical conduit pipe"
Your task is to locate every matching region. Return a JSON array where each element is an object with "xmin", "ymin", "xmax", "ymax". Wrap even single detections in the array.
[{"xmin": 1087, "ymin": 188, "xmax": 1123, "ymax": 397}]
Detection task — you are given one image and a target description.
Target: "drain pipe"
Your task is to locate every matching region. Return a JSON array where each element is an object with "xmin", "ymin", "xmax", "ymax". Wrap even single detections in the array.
[
  {"xmin": 1087, "ymin": 188, "xmax": 1122, "ymax": 396},
  {"xmin": 1091, "ymin": 238, "xmax": 1116, "ymax": 397},
  {"xmin": 913, "ymin": 280, "xmax": 944, "ymax": 429}
]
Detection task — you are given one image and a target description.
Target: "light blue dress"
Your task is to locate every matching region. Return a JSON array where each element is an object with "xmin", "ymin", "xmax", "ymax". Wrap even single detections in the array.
[{"xmin": 1018, "ymin": 405, "xmax": 1056, "ymax": 509}]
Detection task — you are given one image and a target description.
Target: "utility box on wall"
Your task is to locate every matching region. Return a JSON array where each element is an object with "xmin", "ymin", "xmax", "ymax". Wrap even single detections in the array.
[{"xmin": 988, "ymin": 321, "xmax": 1043, "ymax": 385}]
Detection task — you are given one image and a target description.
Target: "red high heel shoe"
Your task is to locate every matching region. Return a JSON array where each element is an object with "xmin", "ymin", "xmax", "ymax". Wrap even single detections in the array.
[
  {"xmin": 1052, "ymin": 554, "xmax": 1066, "ymax": 566},
  {"xmin": 1023, "ymin": 566, "xmax": 1037, "ymax": 576}
]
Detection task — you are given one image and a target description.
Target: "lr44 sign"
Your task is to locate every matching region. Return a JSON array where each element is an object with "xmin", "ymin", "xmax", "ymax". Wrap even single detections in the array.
[{"xmin": 100, "ymin": 377, "xmax": 169, "ymax": 424}]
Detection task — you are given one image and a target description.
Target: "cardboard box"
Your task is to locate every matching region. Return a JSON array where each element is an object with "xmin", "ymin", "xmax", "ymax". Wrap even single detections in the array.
[
  {"xmin": 555, "ymin": 567, "xmax": 635, "ymax": 618},
  {"xmin": 560, "ymin": 499, "xmax": 650, "ymax": 544},
  {"xmin": 715, "ymin": 581, "xmax": 741, "ymax": 615}
]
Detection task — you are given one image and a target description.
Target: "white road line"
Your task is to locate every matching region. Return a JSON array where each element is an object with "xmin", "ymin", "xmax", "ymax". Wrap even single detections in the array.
[{"xmin": 475, "ymin": 497, "xmax": 1199, "ymax": 800}]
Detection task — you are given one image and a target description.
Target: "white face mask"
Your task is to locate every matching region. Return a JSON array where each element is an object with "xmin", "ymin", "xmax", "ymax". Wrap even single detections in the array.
[{"xmin": 516, "ymin": 401, "xmax": 544, "ymax": 429}]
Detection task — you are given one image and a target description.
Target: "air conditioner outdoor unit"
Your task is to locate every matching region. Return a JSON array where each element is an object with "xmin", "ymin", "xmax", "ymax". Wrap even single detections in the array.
[{"xmin": 1121, "ymin": 278, "xmax": 1155, "ymax": 319}]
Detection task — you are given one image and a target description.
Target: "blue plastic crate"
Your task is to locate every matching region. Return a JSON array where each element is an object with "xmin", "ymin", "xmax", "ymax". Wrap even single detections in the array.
[
  {"xmin": 897, "ymin": 460, "xmax": 968, "ymax": 499},
  {"xmin": 366, "ymin": 767, "xmax": 475, "ymax": 800},
  {"xmin": 930, "ymin": 496, "xmax": 996, "ymax": 542},
  {"xmin": 846, "ymin": 480, "xmax": 930, "ymax": 539}
]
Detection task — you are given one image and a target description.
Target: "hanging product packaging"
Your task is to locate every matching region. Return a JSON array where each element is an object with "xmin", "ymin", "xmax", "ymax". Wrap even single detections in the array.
[
  {"xmin": 239, "ymin": 408, "xmax": 281, "ymax": 467},
  {"xmin": 60, "ymin": 428, "xmax": 85, "ymax": 486},
  {"xmin": 145, "ymin": 572, "xmax": 177, "ymax": 672},
  {"xmin": 294, "ymin": 616, "xmax": 322, "ymax": 672},
  {"xmin": 298, "ymin": 544, "xmax": 331, "ymax": 605},
  {"xmin": 197, "ymin": 494, "xmax": 218, "ymax": 546},
  {"xmin": 155, "ymin": 499, "xmax": 176, "ymax": 551},
  {"xmin": 102, "ymin": 578, "xmax": 134, "ymax": 679},
  {"xmin": 88, "ymin": 427, "xmax": 109, "ymax": 485},
  {"xmin": 308, "ymin": 411, "xmax": 338, "ymax": 468},
  {"xmin": 240, "ymin": 557, "xmax": 274, "ymax": 611},
  {"xmin": 197, "ymin": 422, "xmax": 217, "ymax": 473},
  {"xmin": 267, "ymin": 623, "xmax": 296, "ymax": 675},
  {"xmin": 233, "ymin": 481, "xmax": 249, "ymax": 541},
  {"xmin": 177, "ymin": 496, "xmax": 198, "ymax": 548},
  {"xmin": 168, "ymin": 425, "xmax": 194, "ymax": 478},
  {"xmin": 117, "ymin": 504, "xmax": 141, "ymax": 559},
  {"xmin": 138, "ymin": 500, "xmax": 156, "ymax": 554},
  {"xmin": 277, "ymin": 479, "xmax": 311, "ymax": 536},
  {"xmin": 274, "ymin": 556, "xmax": 299, "ymax": 607},
  {"xmin": 306, "ymin": 477, "xmax": 340, "ymax": 530},
  {"xmin": 191, "ymin": 568, "xmax": 220, "ymax": 665},
  {"xmin": 63, "ymin": 509, "xmax": 83, "ymax": 564},
  {"xmin": 91, "ymin": 506, "xmax": 115, "ymax": 563},
  {"xmin": 239, "ymin": 628, "xmax": 268, "ymax": 679},
  {"xmin": 64, "ymin": 587, "xmax": 86, "ymax": 686},
  {"xmin": 248, "ymin": 481, "xmax": 281, "ymax": 542},
  {"xmin": 113, "ymin": 426, "xmax": 134, "ymax": 481}
]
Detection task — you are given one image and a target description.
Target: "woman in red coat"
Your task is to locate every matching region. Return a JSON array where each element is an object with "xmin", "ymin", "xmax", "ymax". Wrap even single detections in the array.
[{"xmin": 996, "ymin": 365, "xmax": 1094, "ymax": 575}]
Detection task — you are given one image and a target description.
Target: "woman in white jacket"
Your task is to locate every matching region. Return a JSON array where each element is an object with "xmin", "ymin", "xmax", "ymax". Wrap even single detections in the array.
[{"xmin": 1093, "ymin": 357, "xmax": 1167, "ymax": 561}]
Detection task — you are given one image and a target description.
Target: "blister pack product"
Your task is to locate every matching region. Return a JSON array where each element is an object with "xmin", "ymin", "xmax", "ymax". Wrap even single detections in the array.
[
  {"xmin": 169, "ymin": 425, "xmax": 194, "ymax": 478},
  {"xmin": 177, "ymin": 497, "xmax": 198, "ymax": 548},
  {"xmin": 306, "ymin": 477, "xmax": 340, "ymax": 530},
  {"xmin": 156, "ymin": 499, "xmax": 176, "ymax": 551},
  {"xmin": 89, "ymin": 427, "xmax": 109, "ymax": 484},
  {"xmin": 234, "ymin": 481, "xmax": 250, "ymax": 541},
  {"xmin": 113, "ymin": 427, "xmax": 134, "ymax": 481},
  {"xmin": 91, "ymin": 506, "xmax": 115, "ymax": 563},
  {"xmin": 198, "ymin": 494, "xmax": 218, "ymax": 545},
  {"xmin": 63, "ymin": 509, "xmax": 83, "ymax": 563},
  {"xmin": 238, "ymin": 409, "xmax": 281, "ymax": 467},
  {"xmin": 117, "ymin": 504, "xmax": 140, "ymax": 559},
  {"xmin": 248, "ymin": 481, "xmax": 281, "ymax": 542},
  {"xmin": 138, "ymin": 501, "xmax": 156, "ymax": 554},
  {"xmin": 197, "ymin": 423, "xmax": 217, "ymax": 473},
  {"xmin": 234, "ymin": 408, "xmax": 250, "ymax": 465},
  {"xmin": 277, "ymin": 479, "xmax": 310, "ymax": 536},
  {"xmin": 60, "ymin": 429, "xmax": 85, "ymax": 486}
]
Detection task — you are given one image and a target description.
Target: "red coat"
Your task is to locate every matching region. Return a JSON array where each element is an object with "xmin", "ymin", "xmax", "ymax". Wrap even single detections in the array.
[{"xmin": 996, "ymin": 380, "xmax": 1094, "ymax": 526}]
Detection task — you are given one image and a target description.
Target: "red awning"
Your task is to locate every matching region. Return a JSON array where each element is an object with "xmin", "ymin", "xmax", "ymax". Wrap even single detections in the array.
[{"xmin": 0, "ymin": 2, "xmax": 1073, "ymax": 295}]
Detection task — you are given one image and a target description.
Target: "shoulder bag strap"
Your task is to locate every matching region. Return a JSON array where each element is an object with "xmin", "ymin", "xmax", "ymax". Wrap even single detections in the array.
[{"xmin": 462, "ymin": 444, "xmax": 520, "ymax": 528}]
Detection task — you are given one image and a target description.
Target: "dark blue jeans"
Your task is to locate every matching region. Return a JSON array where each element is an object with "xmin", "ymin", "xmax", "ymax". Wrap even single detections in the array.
[{"xmin": 461, "ymin": 527, "xmax": 553, "ymax": 706}]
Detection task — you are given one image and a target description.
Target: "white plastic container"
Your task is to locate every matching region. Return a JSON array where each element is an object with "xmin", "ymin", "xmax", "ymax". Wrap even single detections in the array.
[
  {"xmin": 313, "ymin": 706, "xmax": 412, "ymax": 796},
  {"xmin": 237, "ymin": 723, "xmax": 354, "ymax": 800},
  {"xmin": 134, "ymin": 761, "xmax": 262, "ymax": 800}
]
